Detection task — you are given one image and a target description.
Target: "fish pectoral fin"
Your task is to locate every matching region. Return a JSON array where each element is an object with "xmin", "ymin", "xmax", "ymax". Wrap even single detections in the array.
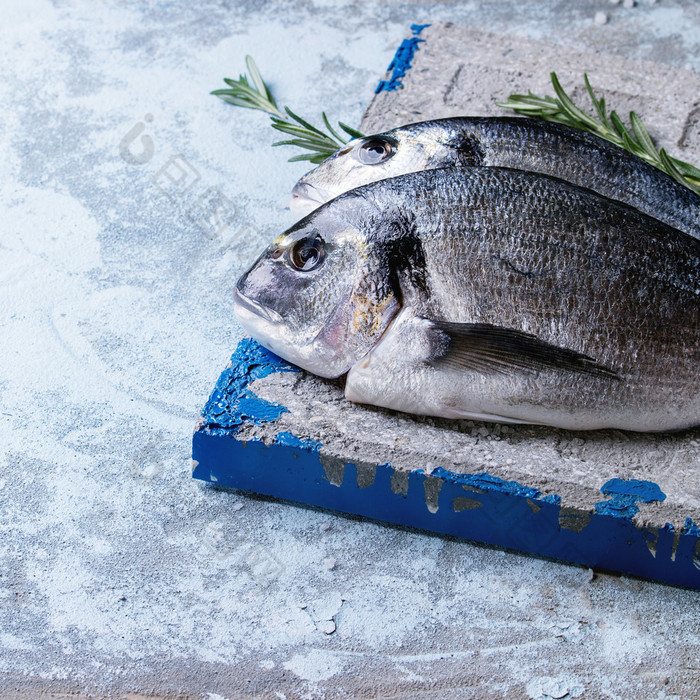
[{"xmin": 426, "ymin": 320, "xmax": 620, "ymax": 379}]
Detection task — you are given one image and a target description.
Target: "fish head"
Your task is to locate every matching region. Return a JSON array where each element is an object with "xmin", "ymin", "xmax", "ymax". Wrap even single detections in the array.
[
  {"xmin": 234, "ymin": 201, "xmax": 401, "ymax": 377},
  {"xmin": 291, "ymin": 121, "xmax": 461, "ymax": 212}
]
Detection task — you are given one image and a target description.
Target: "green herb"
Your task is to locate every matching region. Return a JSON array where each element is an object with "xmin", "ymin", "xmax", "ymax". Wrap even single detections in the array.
[
  {"xmin": 211, "ymin": 55, "xmax": 364, "ymax": 164},
  {"xmin": 496, "ymin": 72, "xmax": 700, "ymax": 195}
]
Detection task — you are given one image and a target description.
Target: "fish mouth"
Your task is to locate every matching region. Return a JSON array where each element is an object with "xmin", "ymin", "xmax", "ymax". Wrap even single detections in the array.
[
  {"xmin": 290, "ymin": 181, "xmax": 332, "ymax": 212},
  {"xmin": 233, "ymin": 287, "xmax": 341, "ymax": 377},
  {"xmin": 232, "ymin": 288, "xmax": 283, "ymax": 326}
]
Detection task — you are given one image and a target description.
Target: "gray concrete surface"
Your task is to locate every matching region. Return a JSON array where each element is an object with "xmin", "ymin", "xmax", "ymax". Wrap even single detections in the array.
[
  {"xmin": 244, "ymin": 367, "xmax": 700, "ymax": 534},
  {"xmin": 362, "ymin": 22, "xmax": 700, "ymax": 142},
  {"xmin": 1, "ymin": 1, "xmax": 700, "ymax": 699}
]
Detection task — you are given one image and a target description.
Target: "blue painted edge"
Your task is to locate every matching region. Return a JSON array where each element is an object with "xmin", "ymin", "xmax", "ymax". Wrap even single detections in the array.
[
  {"xmin": 375, "ymin": 23, "xmax": 431, "ymax": 94},
  {"xmin": 192, "ymin": 339, "xmax": 700, "ymax": 589},
  {"xmin": 199, "ymin": 337, "xmax": 298, "ymax": 435}
]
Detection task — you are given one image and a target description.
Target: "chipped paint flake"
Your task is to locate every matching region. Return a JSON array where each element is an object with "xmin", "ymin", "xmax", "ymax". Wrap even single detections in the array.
[
  {"xmin": 375, "ymin": 24, "xmax": 430, "ymax": 93},
  {"xmin": 594, "ymin": 478, "xmax": 666, "ymax": 519}
]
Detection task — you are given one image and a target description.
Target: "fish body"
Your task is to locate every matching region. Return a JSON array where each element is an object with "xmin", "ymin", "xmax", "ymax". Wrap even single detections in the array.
[
  {"xmin": 292, "ymin": 117, "xmax": 700, "ymax": 239},
  {"xmin": 236, "ymin": 167, "xmax": 700, "ymax": 432}
]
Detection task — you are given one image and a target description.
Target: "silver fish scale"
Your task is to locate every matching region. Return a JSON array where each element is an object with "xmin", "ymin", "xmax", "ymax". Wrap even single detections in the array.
[
  {"xmin": 429, "ymin": 118, "xmax": 700, "ymax": 238},
  {"xmin": 296, "ymin": 117, "xmax": 700, "ymax": 240},
  {"xmin": 352, "ymin": 167, "xmax": 699, "ymax": 422}
]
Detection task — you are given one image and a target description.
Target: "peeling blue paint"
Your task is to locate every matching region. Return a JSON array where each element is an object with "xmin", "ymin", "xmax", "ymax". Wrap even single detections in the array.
[
  {"xmin": 429, "ymin": 468, "xmax": 560, "ymax": 505},
  {"xmin": 274, "ymin": 431, "xmax": 322, "ymax": 452},
  {"xmin": 683, "ymin": 518, "xmax": 700, "ymax": 537},
  {"xmin": 594, "ymin": 478, "xmax": 666, "ymax": 519},
  {"xmin": 410, "ymin": 23, "xmax": 431, "ymax": 34},
  {"xmin": 375, "ymin": 24, "xmax": 430, "ymax": 93},
  {"xmin": 431, "ymin": 467, "xmax": 542, "ymax": 500},
  {"xmin": 541, "ymin": 494, "xmax": 562, "ymax": 505},
  {"xmin": 199, "ymin": 338, "xmax": 298, "ymax": 436}
]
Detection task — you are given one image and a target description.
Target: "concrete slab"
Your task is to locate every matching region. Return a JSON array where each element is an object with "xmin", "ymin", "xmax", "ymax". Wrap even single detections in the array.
[
  {"xmin": 361, "ymin": 22, "xmax": 700, "ymax": 147},
  {"xmin": 193, "ymin": 341, "xmax": 700, "ymax": 587}
]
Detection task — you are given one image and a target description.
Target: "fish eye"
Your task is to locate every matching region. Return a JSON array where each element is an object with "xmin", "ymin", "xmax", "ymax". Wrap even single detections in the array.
[
  {"xmin": 288, "ymin": 235, "xmax": 325, "ymax": 272},
  {"xmin": 357, "ymin": 138, "xmax": 394, "ymax": 165}
]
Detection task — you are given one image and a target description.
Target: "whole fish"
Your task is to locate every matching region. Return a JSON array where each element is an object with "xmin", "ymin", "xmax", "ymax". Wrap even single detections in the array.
[
  {"xmin": 292, "ymin": 117, "xmax": 700, "ymax": 239},
  {"xmin": 235, "ymin": 167, "xmax": 700, "ymax": 432}
]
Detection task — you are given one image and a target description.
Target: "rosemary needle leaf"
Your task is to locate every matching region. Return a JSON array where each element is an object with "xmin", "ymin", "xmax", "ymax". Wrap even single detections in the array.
[
  {"xmin": 212, "ymin": 55, "xmax": 364, "ymax": 163},
  {"xmin": 551, "ymin": 72, "xmax": 597, "ymax": 129},
  {"xmin": 246, "ymin": 55, "xmax": 271, "ymax": 103},
  {"xmin": 286, "ymin": 153, "xmax": 315, "ymax": 162},
  {"xmin": 499, "ymin": 72, "xmax": 700, "ymax": 194},
  {"xmin": 288, "ymin": 152, "xmax": 329, "ymax": 164},
  {"xmin": 609, "ymin": 110, "xmax": 628, "ymax": 140},
  {"xmin": 271, "ymin": 132, "xmax": 336, "ymax": 151},
  {"xmin": 659, "ymin": 148, "xmax": 692, "ymax": 187},
  {"xmin": 339, "ymin": 122, "xmax": 364, "ymax": 139},
  {"xmin": 210, "ymin": 93, "xmax": 268, "ymax": 111},
  {"xmin": 585, "ymin": 74, "xmax": 610, "ymax": 128},
  {"xmin": 272, "ymin": 120, "xmax": 326, "ymax": 137},
  {"xmin": 322, "ymin": 112, "xmax": 344, "ymax": 144},
  {"xmin": 273, "ymin": 138, "xmax": 336, "ymax": 151},
  {"xmin": 284, "ymin": 107, "xmax": 329, "ymax": 138},
  {"xmin": 630, "ymin": 111, "xmax": 657, "ymax": 155},
  {"xmin": 672, "ymin": 159, "xmax": 700, "ymax": 181}
]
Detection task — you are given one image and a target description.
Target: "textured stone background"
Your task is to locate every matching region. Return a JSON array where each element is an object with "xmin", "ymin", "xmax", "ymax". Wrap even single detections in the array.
[{"xmin": 1, "ymin": 1, "xmax": 699, "ymax": 699}]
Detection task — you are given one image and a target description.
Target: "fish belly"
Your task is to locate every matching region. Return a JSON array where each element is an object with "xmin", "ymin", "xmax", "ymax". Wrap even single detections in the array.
[{"xmin": 345, "ymin": 311, "xmax": 699, "ymax": 432}]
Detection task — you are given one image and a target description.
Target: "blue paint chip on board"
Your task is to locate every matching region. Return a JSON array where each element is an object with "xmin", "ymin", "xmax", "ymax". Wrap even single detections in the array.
[
  {"xmin": 430, "ymin": 467, "xmax": 544, "ymax": 500},
  {"xmin": 594, "ymin": 478, "xmax": 666, "ymax": 519},
  {"xmin": 683, "ymin": 518, "xmax": 700, "ymax": 537},
  {"xmin": 274, "ymin": 431, "xmax": 322, "ymax": 452},
  {"xmin": 199, "ymin": 338, "xmax": 298, "ymax": 436},
  {"xmin": 375, "ymin": 23, "xmax": 430, "ymax": 93},
  {"xmin": 541, "ymin": 494, "xmax": 562, "ymax": 505}
]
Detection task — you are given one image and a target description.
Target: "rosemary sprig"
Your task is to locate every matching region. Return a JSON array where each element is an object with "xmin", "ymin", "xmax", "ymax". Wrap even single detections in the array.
[
  {"xmin": 211, "ymin": 55, "xmax": 364, "ymax": 164},
  {"xmin": 496, "ymin": 72, "xmax": 700, "ymax": 195}
]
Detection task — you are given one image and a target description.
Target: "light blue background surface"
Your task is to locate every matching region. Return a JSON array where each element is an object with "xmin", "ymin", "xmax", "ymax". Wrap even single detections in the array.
[{"xmin": 2, "ymin": 1, "xmax": 699, "ymax": 697}]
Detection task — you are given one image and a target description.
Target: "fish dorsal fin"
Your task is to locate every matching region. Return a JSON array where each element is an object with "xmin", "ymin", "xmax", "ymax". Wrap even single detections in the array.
[{"xmin": 427, "ymin": 320, "xmax": 620, "ymax": 379}]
